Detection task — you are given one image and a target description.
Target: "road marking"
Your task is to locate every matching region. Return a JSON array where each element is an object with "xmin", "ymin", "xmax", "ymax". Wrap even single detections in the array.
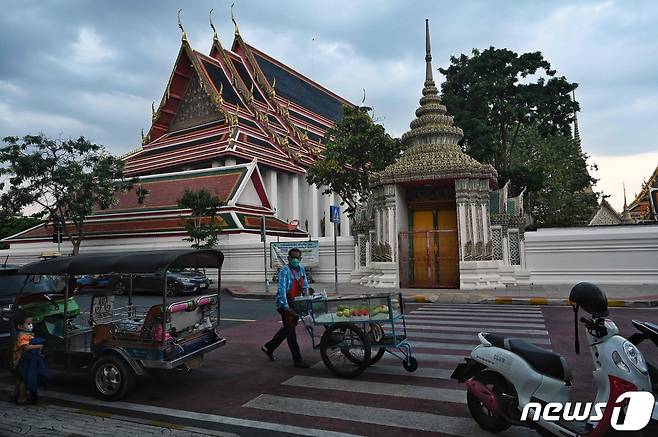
[
  {"xmin": 407, "ymin": 314, "xmax": 544, "ymax": 322},
  {"xmin": 244, "ymin": 394, "xmax": 528, "ymax": 436},
  {"xmin": 0, "ymin": 383, "xmax": 360, "ymax": 437},
  {"xmin": 380, "ymin": 352, "xmax": 465, "ymax": 363},
  {"xmin": 404, "ymin": 319, "xmax": 546, "ymax": 329},
  {"xmin": 311, "ymin": 362, "xmax": 454, "ymax": 379},
  {"xmin": 402, "ymin": 330, "xmax": 552, "ymax": 344},
  {"xmin": 415, "ymin": 308, "xmax": 543, "ymax": 317},
  {"xmin": 426, "ymin": 304, "xmax": 544, "ymax": 310},
  {"xmin": 283, "ymin": 375, "xmax": 466, "ymax": 403},
  {"xmin": 409, "ymin": 340, "xmax": 484, "ymax": 351},
  {"xmin": 221, "ymin": 318, "xmax": 257, "ymax": 322},
  {"xmin": 232, "ymin": 298, "xmax": 264, "ymax": 301},
  {"xmin": 402, "ymin": 325, "xmax": 549, "ymax": 335}
]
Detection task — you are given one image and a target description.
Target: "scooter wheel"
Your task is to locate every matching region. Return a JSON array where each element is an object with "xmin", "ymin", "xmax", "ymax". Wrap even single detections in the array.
[{"xmin": 467, "ymin": 371, "xmax": 514, "ymax": 433}]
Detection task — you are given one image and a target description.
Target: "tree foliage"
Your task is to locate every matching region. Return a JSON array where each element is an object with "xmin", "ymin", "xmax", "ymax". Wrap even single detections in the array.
[
  {"xmin": 306, "ymin": 105, "xmax": 402, "ymax": 217},
  {"xmin": 511, "ymin": 126, "xmax": 598, "ymax": 228},
  {"xmin": 0, "ymin": 214, "xmax": 42, "ymax": 250},
  {"xmin": 176, "ymin": 189, "xmax": 225, "ymax": 249},
  {"xmin": 439, "ymin": 47, "xmax": 598, "ymax": 226},
  {"xmin": 0, "ymin": 134, "xmax": 137, "ymax": 254}
]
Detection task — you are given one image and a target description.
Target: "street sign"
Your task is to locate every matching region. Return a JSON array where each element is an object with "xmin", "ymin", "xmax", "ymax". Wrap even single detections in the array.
[{"xmin": 330, "ymin": 205, "xmax": 340, "ymax": 224}]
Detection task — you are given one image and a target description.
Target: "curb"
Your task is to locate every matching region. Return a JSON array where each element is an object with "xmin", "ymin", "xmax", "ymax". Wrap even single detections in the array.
[{"xmin": 483, "ymin": 297, "xmax": 658, "ymax": 308}]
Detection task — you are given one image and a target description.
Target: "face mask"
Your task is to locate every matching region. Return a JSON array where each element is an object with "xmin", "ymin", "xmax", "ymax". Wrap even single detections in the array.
[
  {"xmin": 290, "ymin": 258, "xmax": 300, "ymax": 268},
  {"xmin": 23, "ymin": 324, "xmax": 33, "ymax": 332}
]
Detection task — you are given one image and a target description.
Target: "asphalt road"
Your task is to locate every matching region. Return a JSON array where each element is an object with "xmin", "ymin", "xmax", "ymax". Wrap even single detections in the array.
[{"xmin": 1, "ymin": 302, "xmax": 656, "ymax": 436}]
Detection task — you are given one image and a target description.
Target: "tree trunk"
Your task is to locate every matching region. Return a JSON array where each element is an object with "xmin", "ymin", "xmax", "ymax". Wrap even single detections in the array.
[{"xmin": 72, "ymin": 241, "xmax": 81, "ymax": 256}]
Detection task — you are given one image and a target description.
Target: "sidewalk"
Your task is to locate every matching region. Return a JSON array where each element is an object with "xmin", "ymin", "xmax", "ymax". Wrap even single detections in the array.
[{"xmin": 223, "ymin": 281, "xmax": 658, "ymax": 307}]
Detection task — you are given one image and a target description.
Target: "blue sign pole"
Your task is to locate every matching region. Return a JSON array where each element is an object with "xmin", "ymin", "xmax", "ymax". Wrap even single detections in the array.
[{"xmin": 330, "ymin": 205, "xmax": 340, "ymax": 292}]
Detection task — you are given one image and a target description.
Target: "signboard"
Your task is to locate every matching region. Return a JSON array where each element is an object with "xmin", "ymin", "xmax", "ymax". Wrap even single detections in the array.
[
  {"xmin": 270, "ymin": 240, "xmax": 320, "ymax": 268},
  {"xmin": 650, "ymin": 188, "xmax": 658, "ymax": 220},
  {"xmin": 90, "ymin": 294, "xmax": 114, "ymax": 323},
  {"xmin": 330, "ymin": 205, "xmax": 340, "ymax": 224}
]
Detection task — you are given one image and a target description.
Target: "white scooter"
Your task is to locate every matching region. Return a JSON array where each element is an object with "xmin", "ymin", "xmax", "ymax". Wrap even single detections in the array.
[{"xmin": 451, "ymin": 282, "xmax": 655, "ymax": 436}]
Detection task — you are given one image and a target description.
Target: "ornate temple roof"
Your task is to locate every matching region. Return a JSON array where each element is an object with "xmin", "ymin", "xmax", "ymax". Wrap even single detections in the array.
[
  {"xmin": 371, "ymin": 20, "xmax": 496, "ymax": 188},
  {"xmin": 629, "ymin": 164, "xmax": 658, "ymax": 221},
  {"xmin": 124, "ymin": 12, "xmax": 353, "ymax": 177}
]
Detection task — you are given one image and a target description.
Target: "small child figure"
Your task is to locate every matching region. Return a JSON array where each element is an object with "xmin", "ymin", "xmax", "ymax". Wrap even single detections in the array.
[{"xmin": 11, "ymin": 317, "xmax": 43, "ymax": 404}]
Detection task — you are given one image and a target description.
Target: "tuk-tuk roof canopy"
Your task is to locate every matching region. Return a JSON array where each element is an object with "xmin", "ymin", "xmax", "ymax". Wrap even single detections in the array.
[{"xmin": 18, "ymin": 249, "xmax": 224, "ymax": 275}]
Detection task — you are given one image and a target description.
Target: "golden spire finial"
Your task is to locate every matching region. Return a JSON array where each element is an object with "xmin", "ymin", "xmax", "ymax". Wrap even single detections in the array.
[
  {"xmin": 177, "ymin": 9, "xmax": 188, "ymax": 42},
  {"xmin": 209, "ymin": 9, "xmax": 218, "ymax": 42},
  {"xmin": 231, "ymin": 3, "xmax": 240, "ymax": 36}
]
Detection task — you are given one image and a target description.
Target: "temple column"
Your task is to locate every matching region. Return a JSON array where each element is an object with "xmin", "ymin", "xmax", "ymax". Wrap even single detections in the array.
[
  {"xmin": 338, "ymin": 196, "xmax": 350, "ymax": 237},
  {"xmin": 310, "ymin": 184, "xmax": 319, "ymax": 237},
  {"xmin": 290, "ymin": 174, "xmax": 300, "ymax": 223},
  {"xmin": 225, "ymin": 157, "xmax": 236, "ymax": 166},
  {"xmin": 211, "ymin": 160, "xmax": 221, "ymax": 168},
  {"xmin": 267, "ymin": 169, "xmax": 278, "ymax": 217},
  {"xmin": 387, "ymin": 204, "xmax": 396, "ymax": 261},
  {"xmin": 470, "ymin": 201, "xmax": 479, "ymax": 248},
  {"xmin": 324, "ymin": 191, "xmax": 334, "ymax": 239}
]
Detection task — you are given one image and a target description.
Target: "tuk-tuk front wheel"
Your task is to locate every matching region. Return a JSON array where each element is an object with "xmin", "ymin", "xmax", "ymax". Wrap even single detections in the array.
[{"xmin": 91, "ymin": 355, "xmax": 135, "ymax": 401}]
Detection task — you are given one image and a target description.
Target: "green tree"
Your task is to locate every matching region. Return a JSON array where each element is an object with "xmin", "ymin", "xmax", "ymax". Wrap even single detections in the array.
[
  {"xmin": 0, "ymin": 214, "xmax": 42, "ymax": 250},
  {"xmin": 439, "ymin": 47, "xmax": 578, "ymax": 178},
  {"xmin": 0, "ymin": 134, "xmax": 137, "ymax": 255},
  {"xmin": 513, "ymin": 126, "xmax": 598, "ymax": 228},
  {"xmin": 306, "ymin": 105, "xmax": 401, "ymax": 217},
  {"xmin": 176, "ymin": 189, "xmax": 225, "ymax": 249},
  {"xmin": 439, "ymin": 47, "xmax": 598, "ymax": 226}
]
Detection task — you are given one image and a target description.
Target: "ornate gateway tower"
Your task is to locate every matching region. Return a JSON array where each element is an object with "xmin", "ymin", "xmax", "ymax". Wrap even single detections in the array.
[{"xmin": 353, "ymin": 20, "xmax": 529, "ymax": 289}]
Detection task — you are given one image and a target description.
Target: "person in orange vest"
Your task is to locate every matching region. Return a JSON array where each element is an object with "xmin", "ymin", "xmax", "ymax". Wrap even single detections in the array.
[{"xmin": 262, "ymin": 248, "xmax": 309, "ymax": 368}]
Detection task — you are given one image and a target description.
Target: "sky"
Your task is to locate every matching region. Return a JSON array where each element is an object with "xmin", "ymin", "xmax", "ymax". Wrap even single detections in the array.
[{"xmin": 0, "ymin": 0, "xmax": 657, "ymax": 211}]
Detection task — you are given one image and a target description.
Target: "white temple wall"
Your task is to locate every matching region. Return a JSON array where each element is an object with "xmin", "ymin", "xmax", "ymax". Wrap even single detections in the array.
[
  {"xmin": 525, "ymin": 225, "xmax": 658, "ymax": 284},
  {"xmin": 3, "ymin": 233, "xmax": 356, "ymax": 284}
]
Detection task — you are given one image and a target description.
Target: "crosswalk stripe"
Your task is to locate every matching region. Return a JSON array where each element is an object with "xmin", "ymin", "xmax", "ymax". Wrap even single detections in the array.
[
  {"xmin": 426, "ymin": 304, "xmax": 544, "ymax": 310},
  {"xmin": 410, "ymin": 341, "xmax": 478, "ymax": 351},
  {"xmin": 415, "ymin": 308, "xmax": 543, "ymax": 317},
  {"xmin": 404, "ymin": 319, "xmax": 546, "ymax": 328},
  {"xmin": 244, "ymin": 394, "xmax": 529, "ymax": 436},
  {"xmin": 403, "ymin": 325, "xmax": 549, "ymax": 335},
  {"xmin": 407, "ymin": 314, "xmax": 544, "ymax": 322},
  {"xmin": 310, "ymin": 362, "xmax": 454, "ymax": 379},
  {"xmin": 282, "ymin": 375, "xmax": 466, "ymax": 404},
  {"xmin": 403, "ymin": 331, "xmax": 552, "ymax": 344},
  {"xmin": 381, "ymin": 352, "xmax": 465, "ymax": 363}
]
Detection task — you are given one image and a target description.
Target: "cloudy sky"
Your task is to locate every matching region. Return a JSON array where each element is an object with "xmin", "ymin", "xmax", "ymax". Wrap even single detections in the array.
[{"xmin": 1, "ymin": 0, "xmax": 657, "ymax": 210}]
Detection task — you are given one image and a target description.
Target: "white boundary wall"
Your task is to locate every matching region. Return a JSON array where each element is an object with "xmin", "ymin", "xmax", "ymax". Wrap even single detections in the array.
[
  {"xmin": 524, "ymin": 224, "xmax": 658, "ymax": 284},
  {"xmin": 3, "ymin": 233, "xmax": 355, "ymax": 284}
]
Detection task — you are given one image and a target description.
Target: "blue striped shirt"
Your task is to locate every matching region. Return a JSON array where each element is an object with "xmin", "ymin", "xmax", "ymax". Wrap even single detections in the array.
[{"xmin": 276, "ymin": 265, "xmax": 308, "ymax": 309}]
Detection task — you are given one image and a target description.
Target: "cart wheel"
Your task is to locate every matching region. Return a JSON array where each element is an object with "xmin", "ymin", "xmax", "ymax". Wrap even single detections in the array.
[
  {"xmin": 403, "ymin": 356, "xmax": 418, "ymax": 372},
  {"xmin": 320, "ymin": 322, "xmax": 371, "ymax": 378},
  {"xmin": 90, "ymin": 355, "xmax": 135, "ymax": 401},
  {"xmin": 342, "ymin": 323, "xmax": 385, "ymax": 365}
]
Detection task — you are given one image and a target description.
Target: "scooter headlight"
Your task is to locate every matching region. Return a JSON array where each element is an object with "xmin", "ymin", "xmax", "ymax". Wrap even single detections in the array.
[{"xmin": 623, "ymin": 341, "xmax": 648, "ymax": 374}]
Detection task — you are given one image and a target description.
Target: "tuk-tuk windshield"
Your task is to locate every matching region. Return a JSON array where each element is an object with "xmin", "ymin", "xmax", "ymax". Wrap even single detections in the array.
[{"xmin": 0, "ymin": 271, "xmax": 58, "ymax": 298}]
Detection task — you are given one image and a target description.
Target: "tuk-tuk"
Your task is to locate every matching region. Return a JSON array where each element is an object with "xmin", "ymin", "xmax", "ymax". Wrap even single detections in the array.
[{"xmin": 10, "ymin": 249, "xmax": 226, "ymax": 400}]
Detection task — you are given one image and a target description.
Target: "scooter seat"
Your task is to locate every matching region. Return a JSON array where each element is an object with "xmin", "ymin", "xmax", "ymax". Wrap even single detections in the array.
[{"xmin": 483, "ymin": 333, "xmax": 572, "ymax": 382}]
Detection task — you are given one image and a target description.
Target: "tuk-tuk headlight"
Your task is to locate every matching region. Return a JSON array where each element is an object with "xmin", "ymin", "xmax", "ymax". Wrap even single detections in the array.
[{"xmin": 623, "ymin": 341, "xmax": 647, "ymax": 374}]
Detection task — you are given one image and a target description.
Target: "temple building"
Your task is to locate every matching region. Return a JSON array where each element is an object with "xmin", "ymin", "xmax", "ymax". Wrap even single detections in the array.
[
  {"xmin": 629, "ymin": 165, "xmax": 658, "ymax": 222},
  {"xmin": 351, "ymin": 20, "xmax": 529, "ymax": 289},
  {"xmin": 2, "ymin": 12, "xmax": 358, "ymax": 281}
]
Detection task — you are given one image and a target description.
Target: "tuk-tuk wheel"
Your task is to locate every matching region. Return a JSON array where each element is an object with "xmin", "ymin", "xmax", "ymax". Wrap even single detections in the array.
[{"xmin": 91, "ymin": 355, "xmax": 135, "ymax": 401}]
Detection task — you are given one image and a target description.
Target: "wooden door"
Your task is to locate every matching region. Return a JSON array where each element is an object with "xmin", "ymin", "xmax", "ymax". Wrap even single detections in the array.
[
  {"xmin": 411, "ymin": 210, "xmax": 434, "ymax": 288},
  {"xmin": 437, "ymin": 209, "xmax": 459, "ymax": 288}
]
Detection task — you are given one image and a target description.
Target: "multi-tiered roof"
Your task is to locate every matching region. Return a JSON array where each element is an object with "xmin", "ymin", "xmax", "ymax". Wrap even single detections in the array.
[{"xmin": 124, "ymin": 14, "xmax": 352, "ymax": 177}]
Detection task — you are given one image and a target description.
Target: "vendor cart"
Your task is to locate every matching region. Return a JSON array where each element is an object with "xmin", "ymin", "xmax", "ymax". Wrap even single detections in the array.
[{"xmin": 292, "ymin": 292, "xmax": 417, "ymax": 377}]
